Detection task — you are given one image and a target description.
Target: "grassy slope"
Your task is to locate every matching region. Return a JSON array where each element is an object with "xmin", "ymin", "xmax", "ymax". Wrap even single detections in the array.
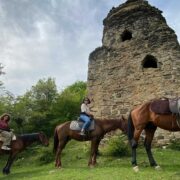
[{"xmin": 0, "ymin": 140, "xmax": 179, "ymax": 180}]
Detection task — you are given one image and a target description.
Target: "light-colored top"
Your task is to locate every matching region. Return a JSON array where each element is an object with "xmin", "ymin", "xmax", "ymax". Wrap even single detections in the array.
[{"xmin": 81, "ymin": 103, "xmax": 90, "ymax": 114}]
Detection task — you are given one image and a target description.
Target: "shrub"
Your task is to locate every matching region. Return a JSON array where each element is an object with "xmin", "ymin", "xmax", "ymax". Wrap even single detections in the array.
[
  {"xmin": 38, "ymin": 149, "xmax": 54, "ymax": 164},
  {"xmin": 103, "ymin": 134, "xmax": 130, "ymax": 157},
  {"xmin": 168, "ymin": 139, "xmax": 180, "ymax": 151}
]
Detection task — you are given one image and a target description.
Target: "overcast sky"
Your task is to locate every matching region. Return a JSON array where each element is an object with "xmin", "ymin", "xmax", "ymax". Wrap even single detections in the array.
[{"xmin": 0, "ymin": 0, "xmax": 180, "ymax": 96}]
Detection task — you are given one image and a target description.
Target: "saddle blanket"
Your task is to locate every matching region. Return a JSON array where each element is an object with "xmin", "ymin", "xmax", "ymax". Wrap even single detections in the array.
[
  {"xmin": 150, "ymin": 99, "xmax": 171, "ymax": 114},
  {"xmin": 70, "ymin": 120, "xmax": 95, "ymax": 131},
  {"xmin": 150, "ymin": 98, "xmax": 180, "ymax": 115}
]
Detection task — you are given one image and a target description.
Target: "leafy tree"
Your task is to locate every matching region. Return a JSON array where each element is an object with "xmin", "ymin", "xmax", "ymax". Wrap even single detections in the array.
[
  {"xmin": 11, "ymin": 92, "xmax": 33, "ymax": 134},
  {"xmin": 30, "ymin": 78, "xmax": 58, "ymax": 112},
  {"xmin": 0, "ymin": 92, "xmax": 18, "ymax": 132},
  {"xmin": 52, "ymin": 81, "xmax": 87, "ymax": 124},
  {"xmin": 0, "ymin": 63, "xmax": 5, "ymax": 89},
  {"xmin": 0, "ymin": 78, "xmax": 87, "ymax": 137},
  {"xmin": 24, "ymin": 77, "xmax": 58, "ymax": 136},
  {"xmin": 0, "ymin": 91, "xmax": 15, "ymax": 114}
]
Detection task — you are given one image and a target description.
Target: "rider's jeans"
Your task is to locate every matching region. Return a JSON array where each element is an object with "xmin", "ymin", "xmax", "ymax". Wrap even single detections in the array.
[{"xmin": 79, "ymin": 114, "xmax": 91, "ymax": 130}]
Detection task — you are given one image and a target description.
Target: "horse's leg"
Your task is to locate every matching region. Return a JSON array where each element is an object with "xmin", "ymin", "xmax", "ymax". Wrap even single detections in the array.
[
  {"xmin": 88, "ymin": 138, "xmax": 101, "ymax": 167},
  {"xmin": 131, "ymin": 128, "xmax": 144, "ymax": 172},
  {"xmin": 3, "ymin": 152, "xmax": 17, "ymax": 175},
  {"xmin": 91, "ymin": 138, "xmax": 101, "ymax": 166},
  {"xmin": 55, "ymin": 138, "xmax": 69, "ymax": 168},
  {"xmin": 144, "ymin": 128, "xmax": 160, "ymax": 169}
]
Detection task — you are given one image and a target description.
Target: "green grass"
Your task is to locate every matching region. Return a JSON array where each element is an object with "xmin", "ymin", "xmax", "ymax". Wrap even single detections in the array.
[{"xmin": 0, "ymin": 140, "xmax": 179, "ymax": 180}]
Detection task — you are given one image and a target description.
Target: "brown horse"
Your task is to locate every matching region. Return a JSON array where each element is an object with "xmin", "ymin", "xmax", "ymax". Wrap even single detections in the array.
[
  {"xmin": 0, "ymin": 132, "xmax": 49, "ymax": 175},
  {"xmin": 128, "ymin": 100, "xmax": 180, "ymax": 172},
  {"xmin": 53, "ymin": 118, "xmax": 127, "ymax": 168}
]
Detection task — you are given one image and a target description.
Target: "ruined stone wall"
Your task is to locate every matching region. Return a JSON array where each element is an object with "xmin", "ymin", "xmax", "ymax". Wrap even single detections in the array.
[{"xmin": 88, "ymin": 0, "xmax": 180, "ymax": 143}]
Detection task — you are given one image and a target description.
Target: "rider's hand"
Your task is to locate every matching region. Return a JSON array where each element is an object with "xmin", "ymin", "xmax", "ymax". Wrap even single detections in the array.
[{"xmin": 90, "ymin": 114, "xmax": 94, "ymax": 119}]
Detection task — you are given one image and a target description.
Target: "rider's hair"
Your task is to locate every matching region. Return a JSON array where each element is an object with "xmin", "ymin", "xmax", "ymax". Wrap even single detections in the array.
[
  {"xmin": 0, "ymin": 113, "xmax": 11, "ymax": 121},
  {"xmin": 82, "ymin": 97, "xmax": 91, "ymax": 104}
]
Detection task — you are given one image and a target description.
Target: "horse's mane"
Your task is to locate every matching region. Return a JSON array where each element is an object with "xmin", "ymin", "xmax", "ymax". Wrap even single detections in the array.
[
  {"xmin": 18, "ymin": 133, "xmax": 40, "ymax": 141},
  {"xmin": 95, "ymin": 118, "xmax": 123, "ymax": 121}
]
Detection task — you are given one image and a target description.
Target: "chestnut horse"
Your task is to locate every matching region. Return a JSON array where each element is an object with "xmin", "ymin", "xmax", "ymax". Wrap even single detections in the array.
[
  {"xmin": 53, "ymin": 118, "xmax": 127, "ymax": 168},
  {"xmin": 0, "ymin": 132, "xmax": 49, "ymax": 175},
  {"xmin": 128, "ymin": 100, "xmax": 180, "ymax": 172}
]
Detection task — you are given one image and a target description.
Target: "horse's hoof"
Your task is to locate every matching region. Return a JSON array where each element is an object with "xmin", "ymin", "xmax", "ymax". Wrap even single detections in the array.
[
  {"xmin": 89, "ymin": 165, "xmax": 95, "ymax": 168},
  {"xmin": 2, "ymin": 169, "xmax": 10, "ymax": 175},
  {"xmin": 55, "ymin": 164, "xmax": 62, "ymax": 169},
  {"xmin": 56, "ymin": 166, "xmax": 62, "ymax": 169},
  {"xmin": 133, "ymin": 166, "xmax": 139, "ymax": 172},
  {"xmin": 88, "ymin": 163, "xmax": 96, "ymax": 168},
  {"xmin": 154, "ymin": 165, "xmax": 161, "ymax": 170}
]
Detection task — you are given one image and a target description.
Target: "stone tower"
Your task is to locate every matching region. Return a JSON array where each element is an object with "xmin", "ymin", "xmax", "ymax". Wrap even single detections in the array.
[
  {"xmin": 88, "ymin": 0, "xmax": 180, "ymax": 144},
  {"xmin": 87, "ymin": 0, "xmax": 180, "ymax": 143}
]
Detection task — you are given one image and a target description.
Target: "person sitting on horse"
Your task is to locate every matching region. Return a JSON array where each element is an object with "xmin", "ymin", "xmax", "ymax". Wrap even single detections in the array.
[
  {"xmin": 0, "ymin": 113, "xmax": 13, "ymax": 150},
  {"xmin": 79, "ymin": 97, "xmax": 94, "ymax": 136}
]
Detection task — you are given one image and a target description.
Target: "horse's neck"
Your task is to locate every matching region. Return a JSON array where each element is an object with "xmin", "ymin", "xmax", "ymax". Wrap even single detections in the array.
[
  {"xmin": 19, "ymin": 133, "xmax": 40, "ymax": 147},
  {"xmin": 101, "ymin": 119, "xmax": 123, "ymax": 133}
]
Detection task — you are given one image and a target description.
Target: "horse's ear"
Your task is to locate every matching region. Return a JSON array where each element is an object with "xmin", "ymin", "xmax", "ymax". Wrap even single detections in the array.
[{"xmin": 40, "ymin": 131, "xmax": 47, "ymax": 138}]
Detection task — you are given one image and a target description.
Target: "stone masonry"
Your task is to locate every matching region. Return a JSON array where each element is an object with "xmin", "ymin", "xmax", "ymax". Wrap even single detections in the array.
[{"xmin": 87, "ymin": 0, "xmax": 180, "ymax": 144}]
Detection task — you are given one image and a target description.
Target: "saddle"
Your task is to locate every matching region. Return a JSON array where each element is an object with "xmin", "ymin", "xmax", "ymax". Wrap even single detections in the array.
[
  {"xmin": 70, "ymin": 120, "xmax": 95, "ymax": 131},
  {"xmin": 0, "ymin": 132, "xmax": 16, "ymax": 142},
  {"xmin": 150, "ymin": 97, "xmax": 180, "ymax": 115}
]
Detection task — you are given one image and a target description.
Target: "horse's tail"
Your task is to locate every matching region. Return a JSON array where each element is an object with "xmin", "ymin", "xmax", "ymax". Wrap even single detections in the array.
[
  {"xmin": 128, "ymin": 111, "xmax": 134, "ymax": 141},
  {"xmin": 53, "ymin": 128, "xmax": 59, "ymax": 153}
]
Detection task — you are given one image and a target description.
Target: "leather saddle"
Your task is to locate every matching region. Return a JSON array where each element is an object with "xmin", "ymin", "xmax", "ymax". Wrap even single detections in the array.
[
  {"xmin": 70, "ymin": 120, "xmax": 95, "ymax": 131},
  {"xmin": 150, "ymin": 98, "xmax": 180, "ymax": 115}
]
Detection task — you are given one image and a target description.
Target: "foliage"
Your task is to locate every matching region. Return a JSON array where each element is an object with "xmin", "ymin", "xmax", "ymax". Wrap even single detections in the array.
[
  {"xmin": 0, "ymin": 63, "xmax": 5, "ymax": 88},
  {"xmin": 21, "ymin": 78, "xmax": 57, "ymax": 136},
  {"xmin": 38, "ymin": 149, "xmax": 54, "ymax": 164},
  {"xmin": 30, "ymin": 77, "xmax": 58, "ymax": 112},
  {"xmin": 0, "ymin": 91, "xmax": 15, "ymax": 115},
  {"xmin": 103, "ymin": 134, "xmax": 130, "ymax": 157},
  {"xmin": 168, "ymin": 139, "xmax": 180, "ymax": 151},
  {"xmin": 10, "ymin": 92, "xmax": 33, "ymax": 133},
  {"xmin": 51, "ymin": 81, "xmax": 87, "ymax": 123},
  {"xmin": 0, "ymin": 78, "xmax": 86, "ymax": 137}
]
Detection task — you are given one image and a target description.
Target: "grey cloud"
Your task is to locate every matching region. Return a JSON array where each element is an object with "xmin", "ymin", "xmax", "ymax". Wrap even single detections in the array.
[{"xmin": 0, "ymin": 0, "xmax": 179, "ymax": 95}]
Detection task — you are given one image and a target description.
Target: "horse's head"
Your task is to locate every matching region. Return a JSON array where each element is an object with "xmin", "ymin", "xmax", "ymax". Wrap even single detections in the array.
[{"xmin": 38, "ymin": 132, "xmax": 49, "ymax": 146}]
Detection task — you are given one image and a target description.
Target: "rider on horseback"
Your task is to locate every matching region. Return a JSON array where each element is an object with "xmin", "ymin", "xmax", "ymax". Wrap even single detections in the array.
[
  {"xmin": 0, "ymin": 113, "xmax": 13, "ymax": 150},
  {"xmin": 79, "ymin": 97, "xmax": 94, "ymax": 136}
]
